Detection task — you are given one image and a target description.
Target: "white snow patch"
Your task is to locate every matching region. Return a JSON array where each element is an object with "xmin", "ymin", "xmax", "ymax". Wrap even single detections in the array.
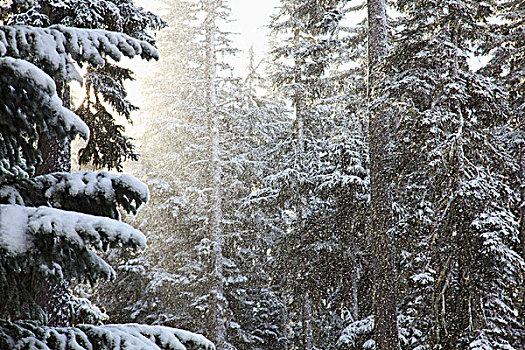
[
  {"xmin": 0, "ymin": 205, "xmax": 33, "ymax": 255},
  {"xmin": 0, "ymin": 204, "xmax": 146, "ymax": 255},
  {"xmin": 118, "ymin": 173, "xmax": 150, "ymax": 202},
  {"xmin": 80, "ymin": 324, "xmax": 216, "ymax": 350}
]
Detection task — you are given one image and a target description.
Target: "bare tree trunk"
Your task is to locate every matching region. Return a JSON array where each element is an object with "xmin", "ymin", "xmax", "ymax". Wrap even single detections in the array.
[
  {"xmin": 205, "ymin": 0, "xmax": 226, "ymax": 348},
  {"xmin": 519, "ymin": 144, "xmax": 525, "ymax": 259},
  {"xmin": 367, "ymin": 0, "xmax": 400, "ymax": 349},
  {"xmin": 293, "ymin": 25, "xmax": 305, "ymax": 171},
  {"xmin": 519, "ymin": 142, "xmax": 525, "ymax": 327},
  {"xmin": 349, "ymin": 224, "xmax": 359, "ymax": 321},
  {"xmin": 303, "ymin": 292, "xmax": 313, "ymax": 350},
  {"xmin": 296, "ymin": 97, "xmax": 305, "ymax": 165},
  {"xmin": 282, "ymin": 299, "xmax": 290, "ymax": 350},
  {"xmin": 36, "ymin": 81, "xmax": 71, "ymax": 175},
  {"xmin": 293, "ymin": 25, "xmax": 311, "ymax": 348},
  {"xmin": 295, "ymin": 93, "xmax": 305, "ymax": 226}
]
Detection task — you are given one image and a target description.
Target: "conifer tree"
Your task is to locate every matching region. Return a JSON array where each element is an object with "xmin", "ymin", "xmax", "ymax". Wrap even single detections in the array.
[
  {"xmin": 340, "ymin": 1, "xmax": 525, "ymax": 349},
  {"xmin": 2, "ymin": 0, "xmax": 165, "ymax": 172},
  {"xmin": 481, "ymin": 1, "xmax": 525, "ymax": 344},
  {"xmin": 340, "ymin": 1, "xmax": 524, "ymax": 349},
  {"xmin": 0, "ymin": 17, "xmax": 214, "ymax": 350},
  {"xmin": 94, "ymin": 0, "xmax": 288, "ymax": 349},
  {"xmin": 262, "ymin": 1, "xmax": 370, "ymax": 348}
]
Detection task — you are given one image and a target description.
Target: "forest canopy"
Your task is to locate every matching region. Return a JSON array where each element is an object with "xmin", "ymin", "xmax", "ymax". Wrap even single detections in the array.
[{"xmin": 1, "ymin": 0, "xmax": 525, "ymax": 350}]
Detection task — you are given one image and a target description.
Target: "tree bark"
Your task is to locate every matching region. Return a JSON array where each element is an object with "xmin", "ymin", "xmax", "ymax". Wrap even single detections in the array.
[
  {"xmin": 519, "ymin": 142, "xmax": 525, "ymax": 325},
  {"xmin": 367, "ymin": 0, "xmax": 400, "ymax": 349},
  {"xmin": 205, "ymin": 1, "xmax": 226, "ymax": 348},
  {"xmin": 34, "ymin": 81, "xmax": 73, "ymax": 326},
  {"xmin": 303, "ymin": 291, "xmax": 313, "ymax": 350},
  {"xmin": 519, "ymin": 144, "xmax": 525, "ymax": 259},
  {"xmin": 36, "ymin": 81, "xmax": 71, "ymax": 175},
  {"xmin": 349, "ymin": 223, "xmax": 359, "ymax": 321},
  {"xmin": 282, "ymin": 299, "xmax": 290, "ymax": 350}
]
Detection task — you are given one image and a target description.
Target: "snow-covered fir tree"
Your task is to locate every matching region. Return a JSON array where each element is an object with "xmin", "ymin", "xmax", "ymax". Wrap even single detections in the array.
[
  {"xmin": 480, "ymin": 1, "xmax": 525, "ymax": 344},
  {"xmin": 94, "ymin": 0, "xmax": 290, "ymax": 349},
  {"xmin": 0, "ymin": 15, "xmax": 214, "ymax": 350},
  {"xmin": 256, "ymin": 1, "xmax": 370, "ymax": 349},
  {"xmin": 341, "ymin": 1, "xmax": 525, "ymax": 348},
  {"xmin": 2, "ymin": 0, "xmax": 165, "ymax": 172}
]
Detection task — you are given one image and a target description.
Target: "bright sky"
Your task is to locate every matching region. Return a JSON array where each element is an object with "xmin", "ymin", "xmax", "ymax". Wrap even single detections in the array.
[
  {"xmin": 121, "ymin": 0, "xmax": 279, "ymax": 105},
  {"xmin": 133, "ymin": 0, "xmax": 280, "ymax": 75},
  {"xmin": 225, "ymin": 0, "xmax": 280, "ymax": 74},
  {"xmin": 115, "ymin": 0, "xmax": 281, "ymax": 137}
]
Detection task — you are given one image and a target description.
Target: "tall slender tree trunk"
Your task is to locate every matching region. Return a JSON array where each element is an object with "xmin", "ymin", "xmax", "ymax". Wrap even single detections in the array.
[
  {"xmin": 519, "ymin": 144, "xmax": 525, "ymax": 259},
  {"xmin": 349, "ymin": 223, "xmax": 359, "ymax": 321},
  {"xmin": 35, "ymin": 81, "xmax": 73, "ymax": 326},
  {"xmin": 292, "ymin": 24, "xmax": 313, "ymax": 348},
  {"xmin": 293, "ymin": 26, "xmax": 305, "ymax": 172},
  {"xmin": 36, "ymin": 81, "xmax": 71, "ymax": 175},
  {"xmin": 205, "ymin": 1, "xmax": 226, "ymax": 348},
  {"xmin": 294, "ymin": 92, "xmax": 305, "ymax": 224},
  {"xmin": 303, "ymin": 291, "xmax": 313, "ymax": 350},
  {"xmin": 367, "ymin": 0, "xmax": 400, "ymax": 349},
  {"xmin": 519, "ymin": 140, "xmax": 525, "ymax": 326},
  {"xmin": 282, "ymin": 300, "xmax": 290, "ymax": 350}
]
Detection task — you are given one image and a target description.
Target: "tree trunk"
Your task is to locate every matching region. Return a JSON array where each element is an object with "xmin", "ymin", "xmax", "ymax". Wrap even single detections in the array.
[
  {"xmin": 282, "ymin": 299, "xmax": 290, "ymax": 350},
  {"xmin": 519, "ymin": 142, "xmax": 525, "ymax": 327},
  {"xmin": 36, "ymin": 81, "xmax": 71, "ymax": 175},
  {"xmin": 293, "ymin": 24, "xmax": 306, "ymax": 226},
  {"xmin": 34, "ymin": 81, "xmax": 73, "ymax": 326},
  {"xmin": 349, "ymin": 223, "xmax": 359, "ymax": 321},
  {"xmin": 303, "ymin": 291, "xmax": 313, "ymax": 350},
  {"xmin": 205, "ymin": 1, "xmax": 226, "ymax": 348},
  {"xmin": 296, "ymin": 96, "xmax": 305, "ymax": 165},
  {"xmin": 519, "ymin": 144, "xmax": 525, "ymax": 259},
  {"xmin": 293, "ymin": 25, "xmax": 311, "ymax": 349},
  {"xmin": 367, "ymin": 0, "xmax": 400, "ymax": 349}
]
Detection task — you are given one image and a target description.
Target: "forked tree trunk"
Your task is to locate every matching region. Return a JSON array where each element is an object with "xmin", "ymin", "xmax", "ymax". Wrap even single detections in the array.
[{"xmin": 367, "ymin": 0, "xmax": 400, "ymax": 349}]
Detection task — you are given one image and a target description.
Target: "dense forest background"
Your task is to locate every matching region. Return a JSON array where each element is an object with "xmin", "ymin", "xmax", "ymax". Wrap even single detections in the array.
[{"xmin": 1, "ymin": 0, "xmax": 525, "ymax": 349}]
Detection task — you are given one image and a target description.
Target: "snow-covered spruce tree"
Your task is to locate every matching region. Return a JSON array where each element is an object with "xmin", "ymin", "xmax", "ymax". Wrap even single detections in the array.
[
  {"xmin": 2, "ymin": 0, "xmax": 165, "ymax": 172},
  {"xmin": 1, "ymin": 0, "xmax": 165, "ymax": 329},
  {"xmin": 0, "ymin": 21, "xmax": 214, "ymax": 350},
  {"xmin": 94, "ymin": 0, "xmax": 216, "ymax": 333},
  {"xmin": 94, "ymin": 0, "xmax": 288, "ymax": 349},
  {"xmin": 480, "ymin": 1, "xmax": 525, "ymax": 344},
  {"xmin": 259, "ymin": 1, "xmax": 370, "ymax": 349},
  {"xmin": 345, "ymin": 0, "xmax": 523, "ymax": 348},
  {"xmin": 223, "ymin": 51, "xmax": 292, "ymax": 350}
]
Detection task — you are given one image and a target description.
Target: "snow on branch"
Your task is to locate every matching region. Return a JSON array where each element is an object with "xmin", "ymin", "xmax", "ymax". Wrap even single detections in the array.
[
  {"xmin": 0, "ymin": 171, "xmax": 149, "ymax": 219},
  {"xmin": 81, "ymin": 324, "xmax": 216, "ymax": 350},
  {"xmin": 0, "ymin": 25, "xmax": 159, "ymax": 82},
  {"xmin": 0, "ymin": 57, "xmax": 89, "ymax": 139},
  {"xmin": 0, "ymin": 57, "xmax": 89, "ymax": 180},
  {"xmin": 0, "ymin": 204, "xmax": 146, "ymax": 282},
  {"xmin": 337, "ymin": 316, "xmax": 374, "ymax": 349},
  {"xmin": 0, "ymin": 320, "xmax": 215, "ymax": 350}
]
